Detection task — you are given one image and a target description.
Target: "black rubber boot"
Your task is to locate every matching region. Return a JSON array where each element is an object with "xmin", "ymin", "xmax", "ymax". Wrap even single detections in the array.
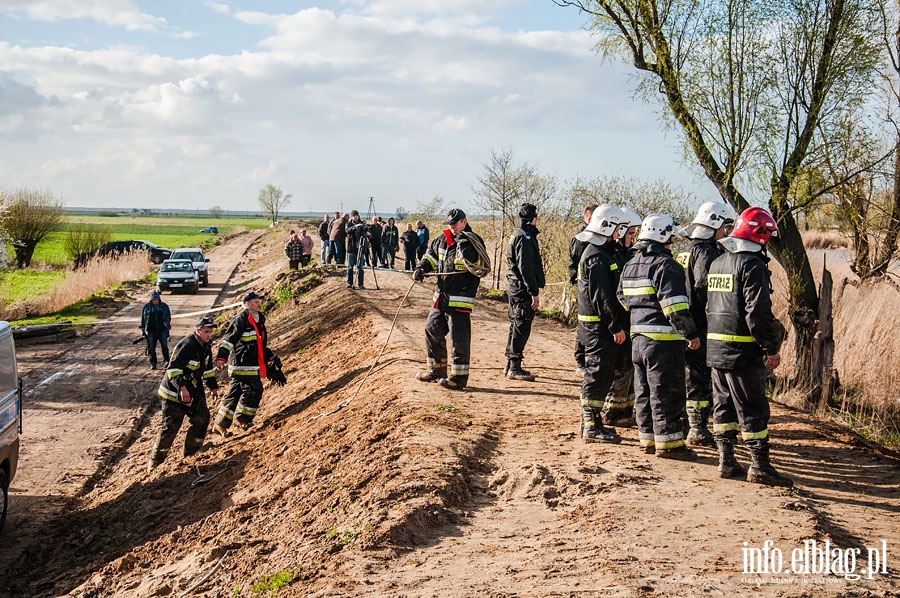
[
  {"xmin": 416, "ymin": 368, "xmax": 447, "ymax": 383},
  {"xmin": 656, "ymin": 445, "xmax": 699, "ymax": 461},
  {"xmin": 715, "ymin": 436, "xmax": 745, "ymax": 478},
  {"xmin": 581, "ymin": 405, "xmax": 621, "ymax": 443},
  {"xmin": 506, "ymin": 359, "xmax": 535, "ymax": 382},
  {"xmin": 746, "ymin": 438, "xmax": 793, "ymax": 487},
  {"xmin": 686, "ymin": 405, "xmax": 715, "ymax": 446}
]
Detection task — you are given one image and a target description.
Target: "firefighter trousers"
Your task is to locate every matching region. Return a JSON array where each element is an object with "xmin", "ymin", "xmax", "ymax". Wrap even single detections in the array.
[
  {"xmin": 505, "ymin": 285, "xmax": 535, "ymax": 362},
  {"xmin": 632, "ymin": 335, "xmax": 688, "ymax": 450},
  {"xmin": 150, "ymin": 397, "xmax": 210, "ymax": 465},
  {"xmin": 424, "ymin": 307, "xmax": 471, "ymax": 387},
  {"xmin": 579, "ymin": 322, "xmax": 618, "ymax": 408},
  {"xmin": 685, "ymin": 337, "xmax": 712, "ymax": 411},
  {"xmin": 602, "ymin": 335, "xmax": 634, "ymax": 422},
  {"xmin": 711, "ymin": 359, "xmax": 770, "ymax": 441},
  {"xmin": 215, "ymin": 377, "xmax": 264, "ymax": 430}
]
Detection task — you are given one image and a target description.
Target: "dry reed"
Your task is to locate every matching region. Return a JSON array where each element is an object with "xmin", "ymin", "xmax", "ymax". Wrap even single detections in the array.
[
  {"xmin": 0, "ymin": 252, "xmax": 154, "ymax": 320},
  {"xmin": 802, "ymin": 228, "xmax": 850, "ymax": 250}
]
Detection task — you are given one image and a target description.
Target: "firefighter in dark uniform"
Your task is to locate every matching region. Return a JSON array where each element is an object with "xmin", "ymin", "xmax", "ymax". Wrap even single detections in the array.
[
  {"xmin": 617, "ymin": 214, "xmax": 701, "ymax": 460},
  {"xmin": 147, "ymin": 316, "xmax": 219, "ymax": 472},
  {"xmin": 600, "ymin": 206, "xmax": 641, "ymax": 426},
  {"xmin": 414, "ymin": 209, "xmax": 486, "ymax": 391},
  {"xmin": 706, "ymin": 207, "xmax": 791, "ymax": 487},
  {"xmin": 505, "ymin": 203, "xmax": 545, "ymax": 381},
  {"xmin": 568, "ymin": 203, "xmax": 598, "ymax": 377},
  {"xmin": 676, "ymin": 202, "xmax": 736, "ymax": 446},
  {"xmin": 212, "ymin": 291, "xmax": 285, "ymax": 434},
  {"xmin": 576, "ymin": 205, "xmax": 628, "ymax": 443}
]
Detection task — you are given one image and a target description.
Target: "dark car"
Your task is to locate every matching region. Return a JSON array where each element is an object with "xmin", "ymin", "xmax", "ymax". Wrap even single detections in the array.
[
  {"xmin": 95, "ymin": 240, "xmax": 172, "ymax": 264},
  {"xmin": 200, "ymin": 226, "xmax": 218, "ymax": 234}
]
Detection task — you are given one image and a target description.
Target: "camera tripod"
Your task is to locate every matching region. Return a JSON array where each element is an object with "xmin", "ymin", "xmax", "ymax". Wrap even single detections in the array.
[{"xmin": 356, "ymin": 233, "xmax": 379, "ymax": 290}]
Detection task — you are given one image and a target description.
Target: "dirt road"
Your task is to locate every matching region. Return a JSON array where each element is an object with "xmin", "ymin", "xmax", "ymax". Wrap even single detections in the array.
[
  {"xmin": 1, "ymin": 230, "xmax": 262, "ymax": 574},
  {"xmin": 2, "ymin": 228, "xmax": 898, "ymax": 597}
]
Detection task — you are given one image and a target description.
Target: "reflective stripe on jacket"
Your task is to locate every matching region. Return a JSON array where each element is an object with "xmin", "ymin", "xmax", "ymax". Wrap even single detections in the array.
[
  {"xmin": 576, "ymin": 241, "xmax": 626, "ymax": 334},
  {"xmin": 616, "ymin": 241, "xmax": 698, "ymax": 342},
  {"xmin": 417, "ymin": 226, "xmax": 484, "ymax": 313},
  {"xmin": 158, "ymin": 333, "xmax": 218, "ymax": 405},
  {"xmin": 705, "ymin": 248, "xmax": 781, "ymax": 368},
  {"xmin": 216, "ymin": 309, "xmax": 273, "ymax": 378}
]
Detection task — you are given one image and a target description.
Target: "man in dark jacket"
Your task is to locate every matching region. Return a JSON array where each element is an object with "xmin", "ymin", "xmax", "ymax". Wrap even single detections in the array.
[
  {"xmin": 568, "ymin": 204, "xmax": 597, "ymax": 377},
  {"xmin": 706, "ymin": 207, "xmax": 791, "ymax": 487},
  {"xmin": 416, "ymin": 220, "xmax": 430, "ymax": 260},
  {"xmin": 413, "ymin": 209, "xmax": 486, "ymax": 390},
  {"xmin": 345, "ymin": 211, "xmax": 369, "ymax": 289},
  {"xmin": 318, "ymin": 214, "xmax": 331, "ymax": 263},
  {"xmin": 382, "ymin": 217, "xmax": 399, "ymax": 268},
  {"xmin": 676, "ymin": 202, "xmax": 735, "ymax": 446},
  {"xmin": 148, "ymin": 316, "xmax": 219, "ymax": 472},
  {"xmin": 505, "ymin": 203, "xmax": 546, "ymax": 381},
  {"xmin": 212, "ymin": 292, "xmax": 277, "ymax": 434},
  {"xmin": 140, "ymin": 291, "xmax": 171, "ymax": 370},
  {"xmin": 369, "ymin": 216, "xmax": 383, "ymax": 267},
  {"xmin": 617, "ymin": 214, "xmax": 701, "ymax": 460},
  {"xmin": 576, "ymin": 205, "xmax": 628, "ymax": 442},
  {"xmin": 401, "ymin": 223, "xmax": 419, "ymax": 271}
]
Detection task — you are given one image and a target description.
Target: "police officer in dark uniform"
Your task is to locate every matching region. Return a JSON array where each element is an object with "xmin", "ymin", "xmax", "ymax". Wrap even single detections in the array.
[
  {"xmin": 617, "ymin": 214, "xmax": 701, "ymax": 460},
  {"xmin": 706, "ymin": 207, "xmax": 791, "ymax": 487},
  {"xmin": 676, "ymin": 202, "xmax": 736, "ymax": 446},
  {"xmin": 148, "ymin": 316, "xmax": 219, "ymax": 472},
  {"xmin": 576, "ymin": 205, "xmax": 628, "ymax": 443},
  {"xmin": 505, "ymin": 203, "xmax": 545, "ymax": 381},
  {"xmin": 568, "ymin": 204, "xmax": 598, "ymax": 377},
  {"xmin": 414, "ymin": 209, "xmax": 486, "ymax": 391},
  {"xmin": 212, "ymin": 291, "xmax": 284, "ymax": 434}
]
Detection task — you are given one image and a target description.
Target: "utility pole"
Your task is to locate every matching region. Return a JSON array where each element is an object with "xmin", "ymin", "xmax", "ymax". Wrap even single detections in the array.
[{"xmin": 367, "ymin": 196, "xmax": 376, "ymax": 220}]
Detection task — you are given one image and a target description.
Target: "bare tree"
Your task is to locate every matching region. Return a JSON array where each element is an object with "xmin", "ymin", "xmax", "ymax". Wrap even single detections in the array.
[
  {"xmin": 209, "ymin": 204, "xmax": 224, "ymax": 219},
  {"xmin": 559, "ymin": 175, "xmax": 695, "ymax": 224},
  {"xmin": 473, "ymin": 149, "xmax": 558, "ymax": 287},
  {"xmin": 554, "ymin": 0, "xmax": 883, "ymax": 375},
  {"xmin": 412, "ymin": 195, "xmax": 448, "ymax": 221},
  {"xmin": 65, "ymin": 223, "xmax": 112, "ymax": 269},
  {"xmin": 257, "ymin": 184, "xmax": 292, "ymax": 225},
  {"xmin": 1, "ymin": 188, "xmax": 65, "ymax": 268}
]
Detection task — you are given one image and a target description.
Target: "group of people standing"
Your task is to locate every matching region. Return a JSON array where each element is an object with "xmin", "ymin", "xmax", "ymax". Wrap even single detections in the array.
[
  {"xmin": 315, "ymin": 211, "xmax": 430, "ymax": 273},
  {"xmin": 567, "ymin": 201, "xmax": 791, "ymax": 487}
]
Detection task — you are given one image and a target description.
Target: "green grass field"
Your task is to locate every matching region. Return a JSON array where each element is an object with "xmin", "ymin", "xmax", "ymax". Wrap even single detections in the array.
[
  {"xmin": 11, "ymin": 216, "xmax": 273, "ymax": 267},
  {"xmin": 0, "ymin": 269, "xmax": 66, "ymax": 304}
]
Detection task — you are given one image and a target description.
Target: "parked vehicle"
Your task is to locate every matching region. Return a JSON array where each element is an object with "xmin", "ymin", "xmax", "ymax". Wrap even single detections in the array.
[
  {"xmin": 155, "ymin": 259, "xmax": 199, "ymax": 294},
  {"xmin": 169, "ymin": 248, "xmax": 210, "ymax": 286},
  {"xmin": 200, "ymin": 226, "xmax": 219, "ymax": 234},
  {"xmin": 95, "ymin": 240, "xmax": 172, "ymax": 264},
  {"xmin": 0, "ymin": 321, "xmax": 22, "ymax": 533}
]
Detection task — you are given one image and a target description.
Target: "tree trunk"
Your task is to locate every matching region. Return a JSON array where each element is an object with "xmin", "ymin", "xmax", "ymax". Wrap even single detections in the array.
[
  {"xmin": 808, "ymin": 265, "xmax": 835, "ymax": 415},
  {"xmin": 14, "ymin": 241, "xmax": 38, "ymax": 269}
]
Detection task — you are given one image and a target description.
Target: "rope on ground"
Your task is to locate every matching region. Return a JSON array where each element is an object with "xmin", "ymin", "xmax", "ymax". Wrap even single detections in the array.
[
  {"xmin": 308, "ymin": 278, "xmax": 419, "ymax": 422},
  {"xmin": 177, "ymin": 550, "xmax": 231, "ymax": 598}
]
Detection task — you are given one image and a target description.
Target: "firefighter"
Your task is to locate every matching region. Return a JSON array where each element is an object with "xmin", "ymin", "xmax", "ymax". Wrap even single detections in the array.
[
  {"xmin": 601, "ymin": 206, "xmax": 642, "ymax": 427},
  {"xmin": 505, "ymin": 203, "xmax": 546, "ymax": 382},
  {"xmin": 413, "ymin": 208, "xmax": 486, "ymax": 390},
  {"xmin": 576, "ymin": 205, "xmax": 628, "ymax": 442},
  {"xmin": 148, "ymin": 316, "xmax": 219, "ymax": 472},
  {"xmin": 676, "ymin": 202, "xmax": 737, "ymax": 446},
  {"xmin": 212, "ymin": 291, "xmax": 286, "ymax": 434},
  {"xmin": 617, "ymin": 214, "xmax": 701, "ymax": 460},
  {"xmin": 569, "ymin": 204, "xmax": 598, "ymax": 377},
  {"xmin": 706, "ymin": 207, "xmax": 792, "ymax": 486}
]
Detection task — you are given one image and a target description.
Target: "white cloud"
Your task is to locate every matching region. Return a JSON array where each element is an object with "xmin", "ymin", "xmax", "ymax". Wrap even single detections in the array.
[{"xmin": 0, "ymin": 0, "xmax": 166, "ymax": 31}]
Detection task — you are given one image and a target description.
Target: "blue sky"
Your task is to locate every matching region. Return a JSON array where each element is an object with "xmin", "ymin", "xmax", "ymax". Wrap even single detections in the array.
[{"xmin": 0, "ymin": 0, "xmax": 717, "ymax": 213}]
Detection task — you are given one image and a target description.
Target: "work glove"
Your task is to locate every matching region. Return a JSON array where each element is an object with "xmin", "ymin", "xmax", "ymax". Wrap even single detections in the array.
[
  {"xmin": 413, "ymin": 268, "xmax": 425, "ymax": 282},
  {"xmin": 267, "ymin": 355, "xmax": 287, "ymax": 387}
]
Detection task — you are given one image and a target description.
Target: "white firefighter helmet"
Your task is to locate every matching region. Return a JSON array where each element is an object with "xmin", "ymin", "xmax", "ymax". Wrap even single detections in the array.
[
  {"xmin": 637, "ymin": 213, "xmax": 678, "ymax": 244},
  {"xmin": 616, "ymin": 206, "xmax": 643, "ymax": 237},
  {"xmin": 692, "ymin": 201, "xmax": 736, "ymax": 229},
  {"xmin": 584, "ymin": 204, "xmax": 625, "ymax": 237}
]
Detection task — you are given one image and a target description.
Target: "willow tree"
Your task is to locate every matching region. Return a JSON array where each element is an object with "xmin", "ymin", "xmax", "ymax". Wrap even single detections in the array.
[{"xmin": 555, "ymin": 0, "xmax": 882, "ymax": 376}]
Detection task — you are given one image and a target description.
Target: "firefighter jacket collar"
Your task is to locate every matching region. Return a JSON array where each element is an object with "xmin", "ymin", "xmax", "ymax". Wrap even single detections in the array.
[
  {"xmin": 719, "ymin": 236, "xmax": 763, "ymax": 255},
  {"xmin": 520, "ymin": 223, "xmax": 540, "ymax": 239},
  {"xmin": 633, "ymin": 239, "xmax": 672, "ymax": 256},
  {"xmin": 574, "ymin": 229, "xmax": 609, "ymax": 246}
]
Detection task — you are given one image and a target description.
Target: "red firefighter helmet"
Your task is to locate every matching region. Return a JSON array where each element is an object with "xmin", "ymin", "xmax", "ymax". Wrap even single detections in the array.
[{"xmin": 731, "ymin": 207, "xmax": 777, "ymax": 245}]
